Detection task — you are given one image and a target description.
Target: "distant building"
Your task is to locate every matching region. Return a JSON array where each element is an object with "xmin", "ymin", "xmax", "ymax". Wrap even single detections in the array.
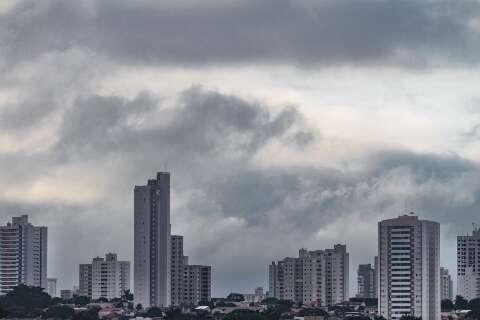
[
  {"xmin": 78, "ymin": 253, "xmax": 130, "ymax": 300},
  {"xmin": 171, "ymin": 235, "xmax": 212, "ymax": 306},
  {"xmin": 61, "ymin": 289, "xmax": 73, "ymax": 300},
  {"xmin": 0, "ymin": 215, "xmax": 48, "ymax": 294},
  {"xmin": 47, "ymin": 278, "xmax": 57, "ymax": 297},
  {"xmin": 440, "ymin": 267, "xmax": 453, "ymax": 301},
  {"xmin": 243, "ymin": 287, "xmax": 266, "ymax": 303},
  {"xmin": 79, "ymin": 264, "xmax": 92, "ymax": 297},
  {"xmin": 457, "ymin": 226, "xmax": 480, "ymax": 300},
  {"xmin": 134, "ymin": 172, "xmax": 171, "ymax": 308},
  {"xmin": 269, "ymin": 244, "xmax": 349, "ymax": 306},
  {"xmin": 183, "ymin": 265, "xmax": 211, "ymax": 306},
  {"xmin": 378, "ymin": 214, "xmax": 440, "ymax": 320},
  {"xmin": 357, "ymin": 261, "xmax": 377, "ymax": 299}
]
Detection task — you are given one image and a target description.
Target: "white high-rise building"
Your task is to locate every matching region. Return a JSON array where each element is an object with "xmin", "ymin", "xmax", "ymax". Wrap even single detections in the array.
[
  {"xmin": 378, "ymin": 214, "xmax": 440, "ymax": 320},
  {"xmin": 269, "ymin": 244, "xmax": 349, "ymax": 306},
  {"xmin": 134, "ymin": 172, "xmax": 171, "ymax": 308},
  {"xmin": 0, "ymin": 215, "xmax": 47, "ymax": 294},
  {"xmin": 78, "ymin": 253, "xmax": 130, "ymax": 300},
  {"xmin": 440, "ymin": 267, "xmax": 453, "ymax": 301},
  {"xmin": 457, "ymin": 226, "xmax": 480, "ymax": 300},
  {"xmin": 47, "ymin": 278, "xmax": 57, "ymax": 297}
]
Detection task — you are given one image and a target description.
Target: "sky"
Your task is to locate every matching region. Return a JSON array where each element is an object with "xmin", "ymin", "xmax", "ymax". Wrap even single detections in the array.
[{"xmin": 1, "ymin": 0, "xmax": 480, "ymax": 297}]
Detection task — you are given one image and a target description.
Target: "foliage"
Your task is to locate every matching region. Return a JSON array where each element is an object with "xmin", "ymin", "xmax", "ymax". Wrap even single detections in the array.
[
  {"xmin": 136, "ymin": 304, "xmax": 143, "ymax": 311},
  {"xmin": 374, "ymin": 316, "xmax": 387, "ymax": 320},
  {"xmin": 44, "ymin": 305, "xmax": 75, "ymax": 319},
  {"xmin": 165, "ymin": 308, "xmax": 197, "ymax": 320},
  {"xmin": 296, "ymin": 308, "xmax": 328, "ymax": 317},
  {"xmin": 263, "ymin": 300, "xmax": 293, "ymax": 320},
  {"xmin": 441, "ymin": 299, "xmax": 454, "ymax": 312},
  {"xmin": 349, "ymin": 297, "xmax": 378, "ymax": 307},
  {"xmin": 226, "ymin": 294, "xmax": 245, "ymax": 302},
  {"xmin": 468, "ymin": 298, "xmax": 480, "ymax": 312},
  {"xmin": 122, "ymin": 290, "xmax": 134, "ymax": 302},
  {"xmin": 455, "ymin": 295, "xmax": 469, "ymax": 310},
  {"xmin": 224, "ymin": 309, "xmax": 266, "ymax": 320},
  {"xmin": 146, "ymin": 306, "xmax": 164, "ymax": 317},
  {"xmin": 0, "ymin": 284, "xmax": 53, "ymax": 311},
  {"xmin": 0, "ymin": 307, "xmax": 9, "ymax": 319},
  {"xmin": 96, "ymin": 297, "xmax": 109, "ymax": 303},
  {"xmin": 73, "ymin": 296, "xmax": 91, "ymax": 306},
  {"xmin": 216, "ymin": 301, "xmax": 237, "ymax": 307},
  {"xmin": 73, "ymin": 306, "xmax": 101, "ymax": 320}
]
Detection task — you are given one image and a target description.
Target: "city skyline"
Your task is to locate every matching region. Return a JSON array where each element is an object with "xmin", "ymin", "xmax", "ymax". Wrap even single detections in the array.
[{"xmin": 1, "ymin": 0, "xmax": 480, "ymax": 299}]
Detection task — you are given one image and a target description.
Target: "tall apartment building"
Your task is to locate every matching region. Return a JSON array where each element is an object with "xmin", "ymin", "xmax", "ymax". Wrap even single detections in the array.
[
  {"xmin": 78, "ymin": 253, "xmax": 130, "ymax": 300},
  {"xmin": 47, "ymin": 278, "xmax": 57, "ymax": 297},
  {"xmin": 79, "ymin": 264, "xmax": 92, "ymax": 297},
  {"xmin": 183, "ymin": 265, "xmax": 211, "ymax": 305},
  {"xmin": 269, "ymin": 244, "xmax": 349, "ymax": 306},
  {"xmin": 457, "ymin": 226, "xmax": 480, "ymax": 300},
  {"xmin": 440, "ymin": 267, "xmax": 453, "ymax": 301},
  {"xmin": 134, "ymin": 172, "xmax": 171, "ymax": 308},
  {"xmin": 171, "ymin": 235, "xmax": 186, "ymax": 306},
  {"xmin": 0, "ymin": 215, "xmax": 47, "ymax": 294},
  {"xmin": 378, "ymin": 214, "xmax": 440, "ymax": 320},
  {"xmin": 171, "ymin": 235, "xmax": 211, "ymax": 306},
  {"xmin": 357, "ymin": 259, "xmax": 378, "ymax": 299}
]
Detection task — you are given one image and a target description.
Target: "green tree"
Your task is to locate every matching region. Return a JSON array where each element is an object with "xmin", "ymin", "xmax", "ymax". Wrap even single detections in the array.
[
  {"xmin": 146, "ymin": 307, "xmax": 164, "ymax": 317},
  {"xmin": 135, "ymin": 304, "xmax": 143, "ymax": 311},
  {"xmin": 224, "ymin": 309, "xmax": 266, "ymax": 320},
  {"xmin": 468, "ymin": 298, "xmax": 480, "ymax": 312},
  {"xmin": 122, "ymin": 290, "xmax": 134, "ymax": 302},
  {"xmin": 441, "ymin": 299, "xmax": 454, "ymax": 312},
  {"xmin": 455, "ymin": 295, "xmax": 469, "ymax": 310},
  {"xmin": 374, "ymin": 316, "xmax": 386, "ymax": 320},
  {"xmin": 0, "ymin": 306, "xmax": 9, "ymax": 319},
  {"xmin": 73, "ymin": 296, "xmax": 91, "ymax": 306},
  {"xmin": 44, "ymin": 305, "xmax": 75, "ymax": 319},
  {"xmin": 0, "ymin": 284, "xmax": 53, "ymax": 317}
]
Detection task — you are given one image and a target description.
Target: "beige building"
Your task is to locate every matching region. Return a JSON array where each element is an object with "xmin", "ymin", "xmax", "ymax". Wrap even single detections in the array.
[
  {"xmin": 269, "ymin": 244, "xmax": 349, "ymax": 306},
  {"xmin": 457, "ymin": 227, "xmax": 480, "ymax": 300}
]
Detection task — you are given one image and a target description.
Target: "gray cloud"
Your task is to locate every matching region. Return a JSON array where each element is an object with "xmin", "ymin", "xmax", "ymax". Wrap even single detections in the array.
[
  {"xmin": 0, "ymin": 87, "xmax": 478, "ymax": 295},
  {"xmin": 1, "ymin": 0, "xmax": 479, "ymax": 68}
]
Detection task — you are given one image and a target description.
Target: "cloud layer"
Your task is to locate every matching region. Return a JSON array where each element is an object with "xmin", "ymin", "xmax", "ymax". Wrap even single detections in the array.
[{"xmin": 1, "ymin": 0, "xmax": 479, "ymax": 297}]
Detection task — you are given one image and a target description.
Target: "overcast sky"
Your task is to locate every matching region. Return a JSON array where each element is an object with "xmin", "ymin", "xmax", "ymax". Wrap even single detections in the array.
[{"xmin": 1, "ymin": 0, "xmax": 480, "ymax": 297}]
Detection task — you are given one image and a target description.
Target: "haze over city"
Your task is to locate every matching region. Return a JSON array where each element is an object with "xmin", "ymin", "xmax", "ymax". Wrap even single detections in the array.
[{"xmin": 1, "ymin": 0, "xmax": 480, "ymax": 300}]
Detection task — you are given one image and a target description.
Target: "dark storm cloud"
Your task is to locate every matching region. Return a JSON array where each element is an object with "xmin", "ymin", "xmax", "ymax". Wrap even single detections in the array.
[
  {"xmin": 1, "ymin": 86, "xmax": 480, "ymax": 294},
  {"xmin": 1, "ymin": 0, "xmax": 479, "ymax": 68}
]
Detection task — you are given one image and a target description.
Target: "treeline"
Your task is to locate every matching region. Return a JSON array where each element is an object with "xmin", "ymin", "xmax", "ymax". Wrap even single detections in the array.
[{"xmin": 0, "ymin": 285, "xmax": 132, "ymax": 319}]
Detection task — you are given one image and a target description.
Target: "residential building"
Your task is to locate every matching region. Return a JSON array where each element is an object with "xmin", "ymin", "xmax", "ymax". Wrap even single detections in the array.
[
  {"xmin": 134, "ymin": 172, "xmax": 171, "ymax": 308},
  {"xmin": 269, "ymin": 244, "xmax": 349, "ymax": 306},
  {"xmin": 79, "ymin": 264, "xmax": 92, "ymax": 297},
  {"xmin": 243, "ymin": 287, "xmax": 266, "ymax": 303},
  {"xmin": 79, "ymin": 253, "xmax": 130, "ymax": 300},
  {"xmin": 0, "ymin": 215, "xmax": 47, "ymax": 294},
  {"xmin": 457, "ymin": 226, "xmax": 480, "ymax": 300},
  {"xmin": 47, "ymin": 278, "xmax": 57, "ymax": 297},
  {"xmin": 357, "ymin": 262, "xmax": 376, "ymax": 299},
  {"xmin": 171, "ymin": 235, "xmax": 185, "ymax": 306},
  {"xmin": 378, "ymin": 213, "xmax": 440, "ymax": 320},
  {"xmin": 440, "ymin": 267, "xmax": 453, "ymax": 301},
  {"xmin": 171, "ymin": 235, "xmax": 212, "ymax": 306},
  {"xmin": 183, "ymin": 265, "xmax": 211, "ymax": 306}
]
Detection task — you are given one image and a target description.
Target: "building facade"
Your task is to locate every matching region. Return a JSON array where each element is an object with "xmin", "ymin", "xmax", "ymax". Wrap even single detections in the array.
[
  {"xmin": 79, "ymin": 264, "xmax": 92, "ymax": 297},
  {"xmin": 457, "ymin": 227, "xmax": 480, "ymax": 300},
  {"xmin": 440, "ymin": 267, "xmax": 453, "ymax": 301},
  {"xmin": 171, "ymin": 235, "xmax": 212, "ymax": 306},
  {"xmin": 134, "ymin": 172, "xmax": 171, "ymax": 308},
  {"xmin": 47, "ymin": 278, "xmax": 57, "ymax": 297},
  {"xmin": 0, "ymin": 215, "xmax": 47, "ymax": 294},
  {"xmin": 357, "ymin": 261, "xmax": 377, "ymax": 299},
  {"xmin": 183, "ymin": 265, "xmax": 211, "ymax": 306},
  {"xmin": 378, "ymin": 214, "xmax": 440, "ymax": 320},
  {"xmin": 79, "ymin": 253, "xmax": 130, "ymax": 300},
  {"xmin": 269, "ymin": 244, "xmax": 349, "ymax": 306}
]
